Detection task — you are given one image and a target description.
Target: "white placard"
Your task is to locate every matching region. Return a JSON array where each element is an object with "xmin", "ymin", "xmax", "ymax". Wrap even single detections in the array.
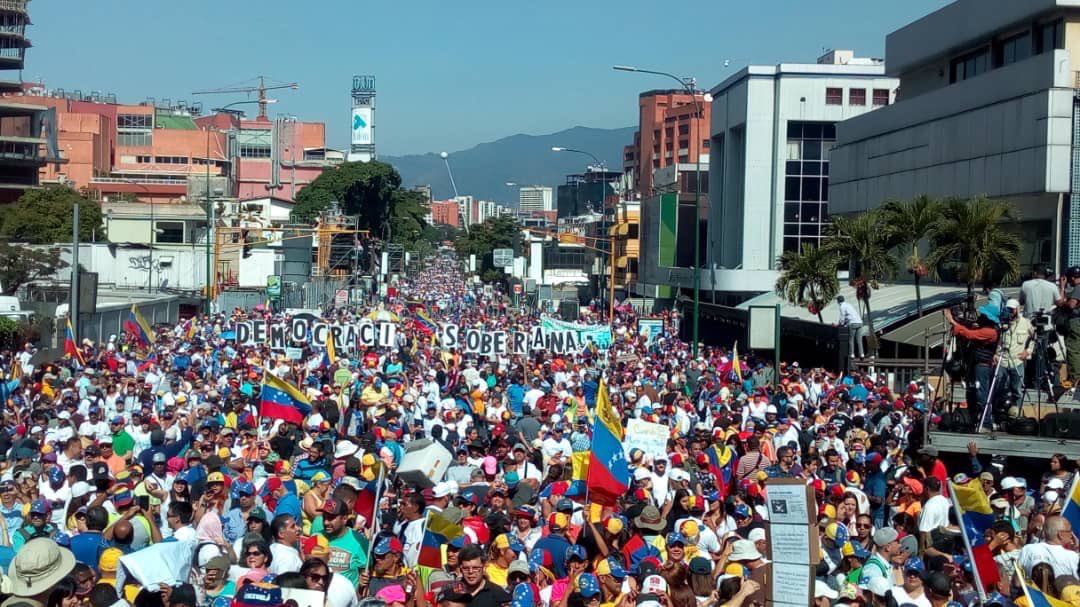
[
  {"xmin": 748, "ymin": 305, "xmax": 777, "ymax": 350},
  {"xmin": 771, "ymin": 562, "xmax": 812, "ymax": 607},
  {"xmin": 766, "ymin": 482, "xmax": 812, "ymax": 525},
  {"xmin": 623, "ymin": 419, "xmax": 669, "ymax": 462},
  {"xmin": 769, "ymin": 523, "xmax": 811, "ymax": 565},
  {"xmin": 285, "ymin": 347, "xmax": 303, "ymax": 360},
  {"xmin": 281, "ymin": 588, "xmax": 325, "ymax": 607}
]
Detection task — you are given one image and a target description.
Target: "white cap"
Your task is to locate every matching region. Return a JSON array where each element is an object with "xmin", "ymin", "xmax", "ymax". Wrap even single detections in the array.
[
  {"xmin": 633, "ymin": 468, "xmax": 651, "ymax": 481},
  {"xmin": 815, "ymin": 580, "xmax": 839, "ymax": 600},
  {"xmin": 1000, "ymin": 477, "xmax": 1020, "ymax": 490},
  {"xmin": 1045, "ymin": 490, "xmax": 1060, "ymax": 503},
  {"xmin": 748, "ymin": 527, "xmax": 767, "ymax": 543},
  {"xmin": 1048, "ymin": 478, "xmax": 1066, "ymax": 490},
  {"xmin": 432, "ymin": 481, "xmax": 454, "ymax": 498},
  {"xmin": 641, "ymin": 575, "xmax": 667, "ymax": 595},
  {"xmin": 1006, "ymin": 298, "xmax": 1020, "ymax": 309}
]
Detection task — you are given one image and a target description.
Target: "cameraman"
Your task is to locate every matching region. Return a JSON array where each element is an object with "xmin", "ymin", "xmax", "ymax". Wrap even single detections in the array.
[
  {"xmin": 1059, "ymin": 266, "xmax": 1080, "ymax": 383},
  {"xmin": 1020, "ymin": 265, "xmax": 1061, "ymax": 318},
  {"xmin": 944, "ymin": 304, "xmax": 1001, "ymax": 431},
  {"xmin": 995, "ymin": 299, "xmax": 1032, "ymax": 411}
]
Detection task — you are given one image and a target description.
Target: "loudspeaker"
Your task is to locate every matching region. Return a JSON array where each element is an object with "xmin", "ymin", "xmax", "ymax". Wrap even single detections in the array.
[
  {"xmin": 396, "ymin": 440, "xmax": 452, "ymax": 489},
  {"xmin": 1040, "ymin": 413, "xmax": 1080, "ymax": 439},
  {"xmin": 1005, "ymin": 417, "xmax": 1039, "ymax": 436}
]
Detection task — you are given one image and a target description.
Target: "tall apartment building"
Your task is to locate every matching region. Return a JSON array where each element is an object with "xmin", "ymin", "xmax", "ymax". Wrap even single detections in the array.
[
  {"xmin": 518, "ymin": 186, "xmax": 553, "ymax": 212},
  {"xmin": 622, "ymin": 90, "xmax": 711, "ymax": 198},
  {"xmin": 830, "ymin": 0, "xmax": 1076, "ymax": 273},
  {"xmin": 430, "ymin": 200, "xmax": 460, "ymax": 227},
  {"xmin": 0, "ymin": 1, "xmax": 62, "ymax": 203}
]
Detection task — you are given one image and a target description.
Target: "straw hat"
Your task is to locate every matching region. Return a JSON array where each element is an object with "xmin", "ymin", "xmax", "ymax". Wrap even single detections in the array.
[{"xmin": 9, "ymin": 538, "xmax": 76, "ymax": 596}]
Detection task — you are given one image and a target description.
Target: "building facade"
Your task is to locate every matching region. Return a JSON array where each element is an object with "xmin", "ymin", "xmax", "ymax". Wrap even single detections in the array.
[
  {"xmin": 829, "ymin": 0, "xmax": 1077, "ymax": 272},
  {"xmin": 430, "ymin": 200, "xmax": 460, "ymax": 227},
  {"xmin": 623, "ymin": 90, "xmax": 711, "ymax": 198},
  {"xmin": 518, "ymin": 186, "xmax": 553, "ymax": 212},
  {"xmin": 703, "ymin": 50, "xmax": 897, "ymax": 298}
]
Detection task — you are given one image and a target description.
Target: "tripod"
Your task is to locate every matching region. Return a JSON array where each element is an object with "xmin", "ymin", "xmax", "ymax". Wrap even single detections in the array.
[{"xmin": 1019, "ymin": 329, "xmax": 1060, "ymax": 418}]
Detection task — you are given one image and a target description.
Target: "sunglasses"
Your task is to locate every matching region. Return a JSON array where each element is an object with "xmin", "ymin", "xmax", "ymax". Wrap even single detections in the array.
[
  {"xmin": 304, "ymin": 572, "xmax": 329, "ymax": 583},
  {"xmin": 245, "ymin": 551, "xmax": 265, "ymax": 558}
]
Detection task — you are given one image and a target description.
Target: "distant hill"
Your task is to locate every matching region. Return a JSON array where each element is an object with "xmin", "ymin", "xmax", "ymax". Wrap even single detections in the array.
[{"xmin": 382, "ymin": 125, "xmax": 635, "ymax": 204}]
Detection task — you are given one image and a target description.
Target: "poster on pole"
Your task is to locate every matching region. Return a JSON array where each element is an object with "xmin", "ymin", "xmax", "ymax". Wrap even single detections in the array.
[
  {"xmin": 623, "ymin": 419, "xmax": 668, "ymax": 461},
  {"xmin": 636, "ymin": 318, "xmax": 664, "ymax": 347}
]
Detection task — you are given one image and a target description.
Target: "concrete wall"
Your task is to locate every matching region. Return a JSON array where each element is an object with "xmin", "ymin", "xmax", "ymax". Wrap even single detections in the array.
[
  {"xmin": 829, "ymin": 50, "xmax": 1073, "ymax": 217},
  {"xmin": 56, "ymin": 243, "xmax": 209, "ymax": 292}
]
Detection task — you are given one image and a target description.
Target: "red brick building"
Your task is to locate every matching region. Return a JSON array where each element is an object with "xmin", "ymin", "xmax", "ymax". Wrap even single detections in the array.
[{"xmin": 622, "ymin": 89, "xmax": 711, "ymax": 197}]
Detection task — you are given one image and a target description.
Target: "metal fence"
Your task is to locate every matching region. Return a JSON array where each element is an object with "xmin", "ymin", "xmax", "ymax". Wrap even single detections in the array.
[{"xmin": 215, "ymin": 276, "xmax": 354, "ymax": 313}]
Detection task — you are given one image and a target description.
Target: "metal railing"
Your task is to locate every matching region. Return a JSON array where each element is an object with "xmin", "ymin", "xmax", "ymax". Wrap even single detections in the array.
[
  {"xmin": 91, "ymin": 177, "xmax": 187, "ymax": 185},
  {"xmin": 0, "ymin": 1, "xmax": 29, "ymax": 14}
]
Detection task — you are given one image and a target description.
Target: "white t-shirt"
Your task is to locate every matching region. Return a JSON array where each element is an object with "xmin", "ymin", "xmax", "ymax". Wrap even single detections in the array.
[
  {"xmin": 890, "ymin": 585, "xmax": 932, "ymax": 607},
  {"xmin": 541, "ymin": 437, "xmax": 572, "ymax": 463},
  {"xmin": 268, "ymin": 542, "xmax": 303, "ymax": 574},
  {"xmin": 917, "ymin": 495, "xmax": 950, "ymax": 533},
  {"xmin": 1019, "ymin": 542, "xmax": 1080, "ymax": 578}
]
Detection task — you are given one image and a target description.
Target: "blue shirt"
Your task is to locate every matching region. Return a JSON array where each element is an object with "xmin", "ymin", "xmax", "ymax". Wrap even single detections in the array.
[
  {"xmin": 221, "ymin": 507, "xmax": 248, "ymax": 543},
  {"xmin": 864, "ymin": 471, "xmax": 887, "ymax": 517},
  {"xmin": 533, "ymin": 534, "xmax": 572, "ymax": 578},
  {"xmin": 69, "ymin": 531, "xmax": 108, "ymax": 570},
  {"xmin": 507, "ymin": 384, "xmax": 525, "ymax": 417}
]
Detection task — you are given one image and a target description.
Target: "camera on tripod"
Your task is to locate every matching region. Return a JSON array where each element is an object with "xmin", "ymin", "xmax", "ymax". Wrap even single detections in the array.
[{"xmin": 1032, "ymin": 310, "xmax": 1055, "ymax": 335}]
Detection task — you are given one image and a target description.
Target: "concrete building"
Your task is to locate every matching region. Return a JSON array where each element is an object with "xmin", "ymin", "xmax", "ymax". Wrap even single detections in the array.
[
  {"xmin": 430, "ymin": 200, "xmax": 460, "ymax": 227},
  {"xmin": 0, "ymin": 2, "xmax": 63, "ymax": 203},
  {"xmin": 623, "ymin": 89, "xmax": 711, "ymax": 198},
  {"xmin": 518, "ymin": 186, "xmax": 553, "ymax": 212},
  {"xmin": 829, "ymin": 1, "xmax": 1077, "ymax": 271},
  {"xmin": 556, "ymin": 169, "xmax": 620, "ymax": 218},
  {"xmin": 700, "ymin": 50, "xmax": 897, "ymax": 300}
]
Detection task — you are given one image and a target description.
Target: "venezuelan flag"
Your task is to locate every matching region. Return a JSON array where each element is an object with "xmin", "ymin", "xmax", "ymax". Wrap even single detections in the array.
[
  {"xmin": 1018, "ymin": 563, "xmax": 1072, "ymax": 607},
  {"xmin": 418, "ymin": 511, "xmax": 463, "ymax": 569},
  {"xmin": 706, "ymin": 444, "xmax": 735, "ymax": 498},
  {"xmin": 259, "ymin": 371, "xmax": 311, "ymax": 425},
  {"xmin": 586, "ymin": 379, "xmax": 630, "ymax": 506},
  {"xmin": 136, "ymin": 351, "xmax": 157, "ymax": 373},
  {"xmin": 324, "ymin": 333, "xmax": 337, "ymax": 368},
  {"xmin": 63, "ymin": 317, "xmax": 85, "ymax": 365},
  {"xmin": 6, "ymin": 357, "xmax": 19, "ymax": 381},
  {"xmin": 949, "ymin": 478, "xmax": 1000, "ymax": 589},
  {"xmin": 412, "ymin": 309, "xmax": 437, "ymax": 336},
  {"xmin": 1061, "ymin": 473, "xmax": 1080, "ymax": 533},
  {"xmin": 731, "ymin": 342, "xmax": 743, "ymax": 382},
  {"xmin": 186, "ymin": 317, "xmax": 198, "ymax": 340},
  {"xmin": 123, "ymin": 304, "xmax": 155, "ymax": 346}
]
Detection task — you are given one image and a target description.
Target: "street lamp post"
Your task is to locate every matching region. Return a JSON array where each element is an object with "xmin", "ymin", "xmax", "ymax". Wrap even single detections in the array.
[
  {"xmin": 440, "ymin": 152, "xmax": 468, "ymax": 235},
  {"xmin": 551, "ymin": 147, "xmax": 614, "ymax": 321},
  {"xmin": 613, "ymin": 65, "xmax": 712, "ymax": 357}
]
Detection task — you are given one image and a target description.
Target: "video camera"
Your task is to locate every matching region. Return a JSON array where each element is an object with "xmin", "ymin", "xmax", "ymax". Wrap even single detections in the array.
[
  {"xmin": 1032, "ymin": 309, "xmax": 1055, "ymax": 335},
  {"xmin": 949, "ymin": 294, "xmax": 979, "ymax": 328}
]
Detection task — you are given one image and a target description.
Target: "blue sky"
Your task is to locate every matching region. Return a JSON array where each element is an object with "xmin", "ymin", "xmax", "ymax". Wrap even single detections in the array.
[{"xmin": 30, "ymin": 0, "xmax": 950, "ymax": 156}]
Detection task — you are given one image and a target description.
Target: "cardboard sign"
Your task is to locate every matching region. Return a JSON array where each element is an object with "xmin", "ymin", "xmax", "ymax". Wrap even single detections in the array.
[{"xmin": 623, "ymin": 419, "xmax": 669, "ymax": 462}]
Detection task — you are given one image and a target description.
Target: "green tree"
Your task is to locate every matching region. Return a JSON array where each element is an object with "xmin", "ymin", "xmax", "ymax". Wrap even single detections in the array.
[
  {"xmin": 291, "ymin": 161, "xmax": 402, "ymax": 235},
  {"xmin": 775, "ymin": 243, "xmax": 841, "ymax": 323},
  {"xmin": 927, "ymin": 196, "xmax": 1021, "ymax": 297},
  {"xmin": 0, "ymin": 241, "xmax": 69, "ymax": 295},
  {"xmin": 879, "ymin": 196, "xmax": 942, "ymax": 317},
  {"xmin": 456, "ymin": 215, "xmax": 520, "ymax": 276},
  {"xmin": 388, "ymin": 188, "xmax": 430, "ymax": 249},
  {"xmin": 0, "ymin": 185, "xmax": 103, "ymax": 243},
  {"xmin": 824, "ymin": 212, "xmax": 895, "ymax": 355}
]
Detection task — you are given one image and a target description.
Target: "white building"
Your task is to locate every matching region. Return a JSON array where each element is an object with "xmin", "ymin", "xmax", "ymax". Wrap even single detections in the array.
[
  {"xmin": 829, "ymin": 0, "xmax": 1074, "ymax": 271},
  {"xmin": 518, "ymin": 186, "xmax": 553, "ymax": 212},
  {"xmin": 454, "ymin": 195, "xmax": 475, "ymax": 225},
  {"xmin": 704, "ymin": 50, "xmax": 898, "ymax": 296}
]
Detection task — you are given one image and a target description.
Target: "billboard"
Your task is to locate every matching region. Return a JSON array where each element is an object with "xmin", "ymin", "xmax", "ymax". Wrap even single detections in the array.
[{"xmin": 351, "ymin": 107, "xmax": 372, "ymax": 146}]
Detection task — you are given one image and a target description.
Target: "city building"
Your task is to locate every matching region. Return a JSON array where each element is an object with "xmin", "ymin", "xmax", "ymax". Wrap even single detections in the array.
[
  {"xmin": 556, "ymin": 169, "xmax": 621, "ymax": 218},
  {"xmin": 642, "ymin": 49, "xmax": 896, "ymax": 304},
  {"xmin": 518, "ymin": 186, "xmax": 553, "ymax": 212},
  {"xmin": 610, "ymin": 200, "xmax": 640, "ymax": 293},
  {"xmin": 0, "ymin": 2, "xmax": 62, "ymax": 203},
  {"xmin": 4, "ymin": 84, "xmax": 337, "ymax": 204},
  {"xmin": 430, "ymin": 200, "xmax": 460, "ymax": 227},
  {"xmin": 829, "ymin": 0, "xmax": 1073, "ymax": 272},
  {"xmin": 622, "ymin": 89, "xmax": 711, "ymax": 198}
]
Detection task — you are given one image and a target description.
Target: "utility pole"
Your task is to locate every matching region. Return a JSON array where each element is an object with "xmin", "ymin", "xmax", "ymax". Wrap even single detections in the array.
[{"xmin": 70, "ymin": 203, "xmax": 80, "ymax": 341}]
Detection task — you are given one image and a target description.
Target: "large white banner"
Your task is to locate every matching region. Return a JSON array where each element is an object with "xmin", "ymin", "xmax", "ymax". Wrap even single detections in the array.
[
  {"xmin": 623, "ymin": 419, "xmax": 669, "ymax": 462},
  {"xmin": 351, "ymin": 107, "xmax": 373, "ymax": 146}
]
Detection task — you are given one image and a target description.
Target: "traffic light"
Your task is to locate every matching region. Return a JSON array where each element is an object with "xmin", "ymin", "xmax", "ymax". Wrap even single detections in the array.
[{"xmin": 241, "ymin": 230, "xmax": 252, "ymax": 259}]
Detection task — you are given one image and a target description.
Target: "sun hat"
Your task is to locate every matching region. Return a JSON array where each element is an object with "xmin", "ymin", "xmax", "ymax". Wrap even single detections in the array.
[
  {"xmin": 9, "ymin": 538, "xmax": 76, "ymax": 596},
  {"xmin": 728, "ymin": 539, "xmax": 762, "ymax": 562},
  {"xmin": 633, "ymin": 505, "xmax": 666, "ymax": 531}
]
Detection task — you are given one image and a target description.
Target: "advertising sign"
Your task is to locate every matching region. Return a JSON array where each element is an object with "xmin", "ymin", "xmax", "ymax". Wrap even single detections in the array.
[
  {"xmin": 266, "ymin": 275, "xmax": 281, "ymax": 301},
  {"xmin": 351, "ymin": 107, "xmax": 373, "ymax": 145}
]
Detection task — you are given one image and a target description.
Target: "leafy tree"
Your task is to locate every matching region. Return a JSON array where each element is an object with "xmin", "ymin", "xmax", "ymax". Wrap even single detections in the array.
[
  {"xmin": 0, "ymin": 185, "xmax": 103, "ymax": 243},
  {"xmin": 879, "ymin": 196, "xmax": 942, "ymax": 317},
  {"xmin": 775, "ymin": 243, "xmax": 841, "ymax": 323},
  {"xmin": 824, "ymin": 212, "xmax": 895, "ymax": 355},
  {"xmin": 291, "ymin": 161, "xmax": 402, "ymax": 235},
  {"xmin": 0, "ymin": 242, "xmax": 69, "ymax": 295},
  {"xmin": 388, "ymin": 189, "xmax": 430, "ymax": 249},
  {"xmin": 456, "ymin": 215, "xmax": 520, "ymax": 276},
  {"xmin": 927, "ymin": 196, "xmax": 1021, "ymax": 297}
]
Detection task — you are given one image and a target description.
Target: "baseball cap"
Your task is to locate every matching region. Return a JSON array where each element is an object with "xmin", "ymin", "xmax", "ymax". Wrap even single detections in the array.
[
  {"xmin": 595, "ymin": 556, "xmax": 627, "ymax": 579},
  {"xmin": 873, "ymin": 527, "xmax": 899, "ymax": 546},
  {"xmin": 576, "ymin": 573, "xmax": 601, "ymax": 598},
  {"xmin": 206, "ymin": 471, "xmax": 225, "ymax": 484},
  {"xmin": 233, "ymin": 583, "xmax": 283, "ymax": 607},
  {"xmin": 28, "ymin": 499, "xmax": 51, "ymax": 515},
  {"xmin": 565, "ymin": 544, "xmax": 587, "ymax": 562},
  {"xmin": 641, "ymin": 574, "xmax": 668, "ymax": 595},
  {"xmin": 493, "ymin": 534, "xmax": 524, "ymax": 553},
  {"xmin": 373, "ymin": 536, "xmax": 403, "ymax": 556}
]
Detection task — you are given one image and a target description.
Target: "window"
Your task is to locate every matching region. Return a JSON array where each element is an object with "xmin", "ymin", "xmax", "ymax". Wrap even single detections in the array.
[
  {"xmin": 664, "ymin": 127, "xmax": 674, "ymax": 138},
  {"xmin": 155, "ymin": 221, "xmax": 184, "ymax": 244},
  {"xmin": 849, "ymin": 89, "xmax": 866, "ymax": 106},
  {"xmin": 677, "ymin": 124, "xmax": 689, "ymax": 136},
  {"xmin": 950, "ymin": 48, "xmax": 990, "ymax": 83},
  {"xmin": 783, "ymin": 121, "xmax": 836, "ymax": 253},
  {"xmin": 136, "ymin": 155, "xmax": 151, "ymax": 164},
  {"xmin": 153, "ymin": 156, "xmax": 187, "ymax": 164},
  {"xmin": 678, "ymin": 155, "xmax": 689, "ymax": 163},
  {"xmin": 1035, "ymin": 19, "xmax": 1065, "ymax": 54},
  {"xmin": 627, "ymin": 224, "xmax": 639, "ymax": 239},
  {"xmin": 116, "ymin": 132, "xmax": 152, "ymax": 147},
  {"xmin": 825, "ymin": 88, "xmax": 842, "ymax": 105},
  {"xmin": 239, "ymin": 144, "xmax": 272, "ymax": 159},
  {"xmin": 872, "ymin": 89, "xmax": 890, "ymax": 106},
  {"xmin": 702, "ymin": 139, "xmax": 710, "ymax": 149},
  {"xmin": 117, "ymin": 114, "xmax": 152, "ymax": 129},
  {"xmin": 996, "ymin": 31, "xmax": 1031, "ymax": 67}
]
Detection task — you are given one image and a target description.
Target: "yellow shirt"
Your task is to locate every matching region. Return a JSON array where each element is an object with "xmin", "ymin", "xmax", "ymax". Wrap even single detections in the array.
[{"xmin": 485, "ymin": 562, "xmax": 509, "ymax": 588}]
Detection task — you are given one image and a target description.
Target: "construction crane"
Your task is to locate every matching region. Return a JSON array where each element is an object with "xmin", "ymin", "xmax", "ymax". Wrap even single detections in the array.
[{"xmin": 192, "ymin": 76, "xmax": 298, "ymax": 121}]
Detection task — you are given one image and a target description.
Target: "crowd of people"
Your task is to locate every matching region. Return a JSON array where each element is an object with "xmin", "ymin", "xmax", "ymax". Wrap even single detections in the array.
[{"xmin": 0, "ymin": 253, "xmax": 1076, "ymax": 607}]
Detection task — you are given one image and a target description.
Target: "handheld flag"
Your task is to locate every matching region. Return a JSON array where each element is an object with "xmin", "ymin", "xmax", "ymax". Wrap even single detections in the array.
[
  {"xmin": 1017, "ymin": 562, "xmax": 1071, "ymax": 607},
  {"xmin": 586, "ymin": 379, "xmax": 630, "ymax": 506},
  {"xmin": 325, "ymin": 333, "xmax": 337, "ymax": 367},
  {"xmin": 731, "ymin": 342, "xmax": 743, "ymax": 382},
  {"xmin": 411, "ymin": 309, "xmax": 437, "ymax": 336},
  {"xmin": 63, "ymin": 318, "xmax": 85, "ymax": 365},
  {"xmin": 1061, "ymin": 472, "xmax": 1080, "ymax": 532},
  {"xmin": 186, "ymin": 317, "xmax": 198, "ymax": 340},
  {"xmin": 123, "ymin": 304, "xmax": 155, "ymax": 346},
  {"xmin": 6, "ymin": 357, "xmax": 19, "ymax": 381},
  {"xmin": 259, "ymin": 371, "xmax": 312, "ymax": 425},
  {"xmin": 705, "ymin": 444, "xmax": 736, "ymax": 498},
  {"xmin": 418, "ymin": 511, "xmax": 464, "ymax": 569},
  {"xmin": 136, "ymin": 351, "xmax": 157, "ymax": 373},
  {"xmin": 949, "ymin": 479, "xmax": 999, "ymax": 597}
]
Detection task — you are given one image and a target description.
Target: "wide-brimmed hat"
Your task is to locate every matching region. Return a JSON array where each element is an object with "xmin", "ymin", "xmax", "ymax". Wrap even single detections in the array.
[
  {"xmin": 633, "ymin": 505, "xmax": 665, "ymax": 531},
  {"xmin": 10, "ymin": 538, "xmax": 76, "ymax": 596},
  {"xmin": 728, "ymin": 539, "xmax": 762, "ymax": 562}
]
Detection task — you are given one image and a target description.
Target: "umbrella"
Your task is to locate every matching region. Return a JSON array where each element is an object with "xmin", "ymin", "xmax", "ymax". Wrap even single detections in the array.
[
  {"xmin": 292, "ymin": 312, "xmax": 318, "ymax": 323},
  {"xmin": 365, "ymin": 309, "xmax": 400, "ymax": 322}
]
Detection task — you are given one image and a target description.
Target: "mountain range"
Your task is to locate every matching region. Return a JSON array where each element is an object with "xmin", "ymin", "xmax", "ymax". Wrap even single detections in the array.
[{"xmin": 382, "ymin": 125, "xmax": 636, "ymax": 204}]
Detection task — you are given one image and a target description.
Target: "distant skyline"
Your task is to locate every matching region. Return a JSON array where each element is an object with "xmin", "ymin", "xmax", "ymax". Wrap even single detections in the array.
[{"xmin": 29, "ymin": 0, "xmax": 951, "ymax": 156}]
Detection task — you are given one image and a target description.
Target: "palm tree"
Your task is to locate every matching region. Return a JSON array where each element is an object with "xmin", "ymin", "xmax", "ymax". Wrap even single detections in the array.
[
  {"xmin": 879, "ymin": 196, "xmax": 942, "ymax": 317},
  {"xmin": 824, "ymin": 211, "xmax": 895, "ymax": 355},
  {"xmin": 927, "ymin": 196, "xmax": 1021, "ymax": 298},
  {"xmin": 775, "ymin": 243, "xmax": 841, "ymax": 323}
]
